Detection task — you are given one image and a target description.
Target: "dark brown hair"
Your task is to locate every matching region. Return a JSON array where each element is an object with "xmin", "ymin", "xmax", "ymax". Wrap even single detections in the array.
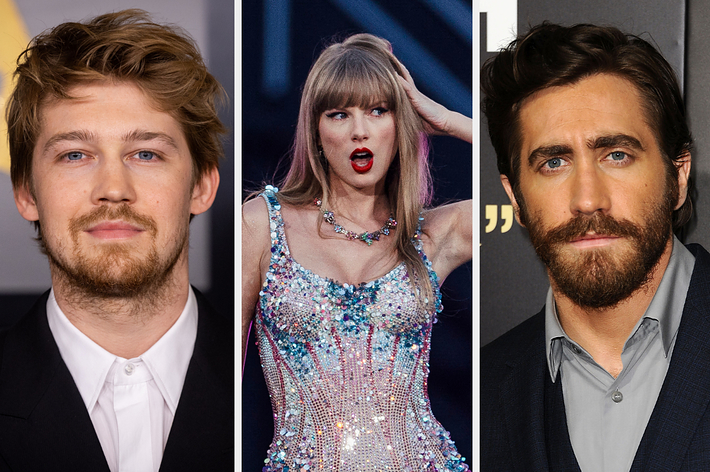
[
  {"xmin": 481, "ymin": 22, "xmax": 693, "ymax": 230},
  {"xmin": 7, "ymin": 9, "xmax": 227, "ymax": 192}
]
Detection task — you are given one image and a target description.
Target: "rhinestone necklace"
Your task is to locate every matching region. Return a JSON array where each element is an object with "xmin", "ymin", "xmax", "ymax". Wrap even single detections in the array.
[{"xmin": 314, "ymin": 198, "xmax": 397, "ymax": 246}]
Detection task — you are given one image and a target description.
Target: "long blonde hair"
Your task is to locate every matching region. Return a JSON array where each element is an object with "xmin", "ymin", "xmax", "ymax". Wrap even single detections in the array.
[{"xmin": 277, "ymin": 33, "xmax": 436, "ymax": 305}]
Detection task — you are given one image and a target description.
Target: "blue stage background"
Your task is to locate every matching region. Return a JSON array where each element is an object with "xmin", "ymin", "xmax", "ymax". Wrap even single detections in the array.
[{"xmin": 241, "ymin": 0, "xmax": 473, "ymax": 468}]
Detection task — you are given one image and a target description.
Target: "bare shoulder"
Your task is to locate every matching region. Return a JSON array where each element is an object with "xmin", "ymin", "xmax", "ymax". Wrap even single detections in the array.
[
  {"xmin": 242, "ymin": 196, "xmax": 268, "ymax": 229},
  {"xmin": 241, "ymin": 196, "xmax": 272, "ymax": 312},
  {"xmin": 241, "ymin": 196, "xmax": 271, "ymax": 263},
  {"xmin": 241, "ymin": 196, "xmax": 271, "ymax": 352}
]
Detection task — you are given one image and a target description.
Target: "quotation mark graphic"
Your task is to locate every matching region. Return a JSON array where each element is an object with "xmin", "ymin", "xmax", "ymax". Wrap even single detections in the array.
[{"xmin": 485, "ymin": 205, "xmax": 514, "ymax": 233}]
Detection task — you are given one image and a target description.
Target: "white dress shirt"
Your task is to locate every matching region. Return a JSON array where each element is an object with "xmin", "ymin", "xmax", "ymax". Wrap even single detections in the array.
[{"xmin": 46, "ymin": 288, "xmax": 198, "ymax": 472}]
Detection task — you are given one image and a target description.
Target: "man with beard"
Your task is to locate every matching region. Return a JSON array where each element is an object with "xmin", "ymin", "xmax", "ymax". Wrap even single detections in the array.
[
  {"xmin": 480, "ymin": 23, "xmax": 710, "ymax": 471},
  {"xmin": 0, "ymin": 10, "xmax": 233, "ymax": 471}
]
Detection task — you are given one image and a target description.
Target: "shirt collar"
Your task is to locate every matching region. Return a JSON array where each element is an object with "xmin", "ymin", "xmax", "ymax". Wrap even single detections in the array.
[
  {"xmin": 46, "ymin": 287, "xmax": 198, "ymax": 414},
  {"xmin": 545, "ymin": 236, "xmax": 695, "ymax": 382},
  {"xmin": 545, "ymin": 287, "xmax": 566, "ymax": 382},
  {"xmin": 140, "ymin": 288, "xmax": 198, "ymax": 413}
]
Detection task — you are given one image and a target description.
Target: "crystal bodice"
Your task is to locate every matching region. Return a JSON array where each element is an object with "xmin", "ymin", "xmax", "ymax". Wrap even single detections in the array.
[{"xmin": 256, "ymin": 187, "xmax": 468, "ymax": 471}]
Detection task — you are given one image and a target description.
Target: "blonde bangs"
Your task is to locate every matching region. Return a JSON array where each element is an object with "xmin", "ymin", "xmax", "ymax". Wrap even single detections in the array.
[
  {"xmin": 276, "ymin": 33, "xmax": 436, "ymax": 310},
  {"xmin": 312, "ymin": 50, "xmax": 398, "ymax": 114}
]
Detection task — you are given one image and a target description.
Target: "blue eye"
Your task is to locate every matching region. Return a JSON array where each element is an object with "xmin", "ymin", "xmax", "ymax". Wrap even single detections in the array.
[
  {"xmin": 545, "ymin": 158, "xmax": 562, "ymax": 169},
  {"xmin": 326, "ymin": 111, "xmax": 347, "ymax": 120},
  {"xmin": 609, "ymin": 151, "xmax": 627, "ymax": 161},
  {"xmin": 137, "ymin": 151, "xmax": 155, "ymax": 160},
  {"xmin": 66, "ymin": 151, "xmax": 84, "ymax": 161},
  {"xmin": 371, "ymin": 107, "xmax": 388, "ymax": 116}
]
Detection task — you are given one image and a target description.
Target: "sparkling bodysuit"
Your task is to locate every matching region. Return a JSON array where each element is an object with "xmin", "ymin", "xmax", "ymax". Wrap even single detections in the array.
[{"xmin": 256, "ymin": 188, "xmax": 469, "ymax": 472}]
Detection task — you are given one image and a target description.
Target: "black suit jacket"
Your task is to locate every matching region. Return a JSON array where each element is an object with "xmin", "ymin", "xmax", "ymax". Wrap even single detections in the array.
[
  {"xmin": 482, "ymin": 243, "xmax": 710, "ymax": 471},
  {"xmin": 0, "ymin": 289, "xmax": 234, "ymax": 471}
]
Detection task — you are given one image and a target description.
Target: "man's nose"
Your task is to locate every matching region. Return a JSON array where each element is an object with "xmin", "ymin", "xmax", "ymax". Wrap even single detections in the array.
[
  {"xmin": 90, "ymin": 157, "xmax": 137, "ymax": 204},
  {"xmin": 569, "ymin": 161, "xmax": 611, "ymax": 216}
]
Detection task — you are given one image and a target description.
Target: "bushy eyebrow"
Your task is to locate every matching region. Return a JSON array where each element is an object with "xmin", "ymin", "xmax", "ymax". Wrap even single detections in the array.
[
  {"xmin": 527, "ymin": 144, "xmax": 573, "ymax": 166},
  {"xmin": 527, "ymin": 134, "xmax": 644, "ymax": 167},
  {"xmin": 42, "ymin": 130, "xmax": 97, "ymax": 154},
  {"xmin": 122, "ymin": 130, "xmax": 180, "ymax": 151},
  {"xmin": 42, "ymin": 129, "xmax": 180, "ymax": 154},
  {"xmin": 589, "ymin": 134, "xmax": 644, "ymax": 152}
]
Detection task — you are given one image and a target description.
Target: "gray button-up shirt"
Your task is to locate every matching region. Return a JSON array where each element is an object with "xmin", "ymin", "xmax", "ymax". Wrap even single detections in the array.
[{"xmin": 545, "ymin": 237, "xmax": 695, "ymax": 472}]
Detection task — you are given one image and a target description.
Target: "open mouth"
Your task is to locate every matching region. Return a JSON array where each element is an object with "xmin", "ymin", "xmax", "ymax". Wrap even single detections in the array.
[{"xmin": 350, "ymin": 148, "xmax": 373, "ymax": 173}]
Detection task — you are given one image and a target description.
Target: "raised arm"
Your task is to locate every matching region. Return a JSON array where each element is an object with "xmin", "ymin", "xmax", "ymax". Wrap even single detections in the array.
[
  {"xmin": 397, "ymin": 62, "xmax": 472, "ymax": 143},
  {"xmin": 241, "ymin": 197, "xmax": 271, "ymax": 366},
  {"xmin": 396, "ymin": 62, "xmax": 473, "ymax": 279},
  {"xmin": 421, "ymin": 200, "xmax": 473, "ymax": 283}
]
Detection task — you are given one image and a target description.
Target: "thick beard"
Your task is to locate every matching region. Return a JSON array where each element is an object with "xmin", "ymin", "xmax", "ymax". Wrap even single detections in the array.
[
  {"xmin": 523, "ymin": 193, "xmax": 675, "ymax": 310},
  {"xmin": 42, "ymin": 204, "xmax": 188, "ymax": 301}
]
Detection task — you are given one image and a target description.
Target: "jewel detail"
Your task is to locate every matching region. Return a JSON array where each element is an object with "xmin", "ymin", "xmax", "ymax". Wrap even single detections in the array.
[
  {"xmin": 254, "ymin": 188, "xmax": 458, "ymax": 471},
  {"xmin": 314, "ymin": 198, "xmax": 397, "ymax": 246}
]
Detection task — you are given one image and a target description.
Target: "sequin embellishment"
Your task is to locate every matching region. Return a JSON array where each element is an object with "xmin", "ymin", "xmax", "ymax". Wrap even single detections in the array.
[{"xmin": 256, "ymin": 187, "xmax": 468, "ymax": 471}]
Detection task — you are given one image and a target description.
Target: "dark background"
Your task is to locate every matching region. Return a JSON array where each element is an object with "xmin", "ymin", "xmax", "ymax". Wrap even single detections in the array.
[{"xmin": 241, "ymin": 0, "xmax": 473, "ymax": 468}]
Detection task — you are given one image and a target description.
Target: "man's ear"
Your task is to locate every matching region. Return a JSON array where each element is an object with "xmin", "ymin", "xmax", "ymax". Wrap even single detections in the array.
[
  {"xmin": 500, "ymin": 174, "xmax": 524, "ymax": 227},
  {"xmin": 190, "ymin": 167, "xmax": 220, "ymax": 216},
  {"xmin": 14, "ymin": 184, "xmax": 39, "ymax": 222},
  {"xmin": 674, "ymin": 151, "xmax": 691, "ymax": 210}
]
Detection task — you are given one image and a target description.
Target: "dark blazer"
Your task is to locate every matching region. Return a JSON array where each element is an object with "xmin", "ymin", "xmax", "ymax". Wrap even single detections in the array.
[
  {"xmin": 482, "ymin": 243, "xmax": 710, "ymax": 471},
  {"xmin": 0, "ymin": 289, "xmax": 234, "ymax": 472}
]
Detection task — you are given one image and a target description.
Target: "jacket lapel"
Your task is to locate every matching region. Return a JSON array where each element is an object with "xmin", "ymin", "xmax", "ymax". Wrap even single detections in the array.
[
  {"xmin": 498, "ymin": 311, "xmax": 552, "ymax": 471},
  {"xmin": 159, "ymin": 289, "xmax": 234, "ymax": 471},
  {"xmin": 0, "ymin": 292, "xmax": 110, "ymax": 471},
  {"xmin": 544, "ymin": 371, "xmax": 581, "ymax": 471},
  {"xmin": 631, "ymin": 244, "xmax": 710, "ymax": 471},
  {"xmin": 0, "ymin": 289, "xmax": 234, "ymax": 471}
]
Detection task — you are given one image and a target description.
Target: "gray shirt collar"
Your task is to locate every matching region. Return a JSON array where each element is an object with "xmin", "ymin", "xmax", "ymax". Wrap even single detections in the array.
[{"xmin": 545, "ymin": 236, "xmax": 695, "ymax": 382}]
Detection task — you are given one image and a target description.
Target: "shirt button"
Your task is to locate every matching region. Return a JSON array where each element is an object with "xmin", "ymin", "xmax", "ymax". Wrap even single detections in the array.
[
  {"xmin": 124, "ymin": 363, "xmax": 135, "ymax": 376},
  {"xmin": 611, "ymin": 390, "xmax": 623, "ymax": 403},
  {"xmin": 571, "ymin": 345, "xmax": 581, "ymax": 354}
]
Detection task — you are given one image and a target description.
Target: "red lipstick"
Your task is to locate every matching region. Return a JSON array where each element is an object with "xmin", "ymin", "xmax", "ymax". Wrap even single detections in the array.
[{"xmin": 350, "ymin": 147, "xmax": 373, "ymax": 173}]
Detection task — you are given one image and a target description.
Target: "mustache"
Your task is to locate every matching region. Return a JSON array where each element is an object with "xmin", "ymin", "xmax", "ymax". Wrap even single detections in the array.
[
  {"xmin": 69, "ymin": 204, "xmax": 158, "ymax": 236},
  {"xmin": 540, "ymin": 212, "xmax": 643, "ymax": 246}
]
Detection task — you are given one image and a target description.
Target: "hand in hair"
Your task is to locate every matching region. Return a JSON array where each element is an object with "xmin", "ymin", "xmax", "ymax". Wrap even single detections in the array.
[{"xmin": 396, "ymin": 60, "xmax": 473, "ymax": 143}]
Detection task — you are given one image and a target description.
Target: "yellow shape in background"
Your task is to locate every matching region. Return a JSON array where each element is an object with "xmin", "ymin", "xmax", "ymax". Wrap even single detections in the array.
[{"xmin": 0, "ymin": 0, "xmax": 29, "ymax": 176}]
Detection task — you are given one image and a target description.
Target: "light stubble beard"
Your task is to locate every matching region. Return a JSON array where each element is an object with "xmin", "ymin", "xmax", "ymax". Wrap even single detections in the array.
[
  {"xmin": 521, "ymin": 188, "xmax": 676, "ymax": 310},
  {"xmin": 41, "ymin": 204, "xmax": 189, "ymax": 317}
]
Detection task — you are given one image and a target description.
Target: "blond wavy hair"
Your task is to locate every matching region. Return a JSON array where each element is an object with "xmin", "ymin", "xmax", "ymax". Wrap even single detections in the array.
[{"xmin": 7, "ymin": 9, "xmax": 226, "ymax": 193}]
